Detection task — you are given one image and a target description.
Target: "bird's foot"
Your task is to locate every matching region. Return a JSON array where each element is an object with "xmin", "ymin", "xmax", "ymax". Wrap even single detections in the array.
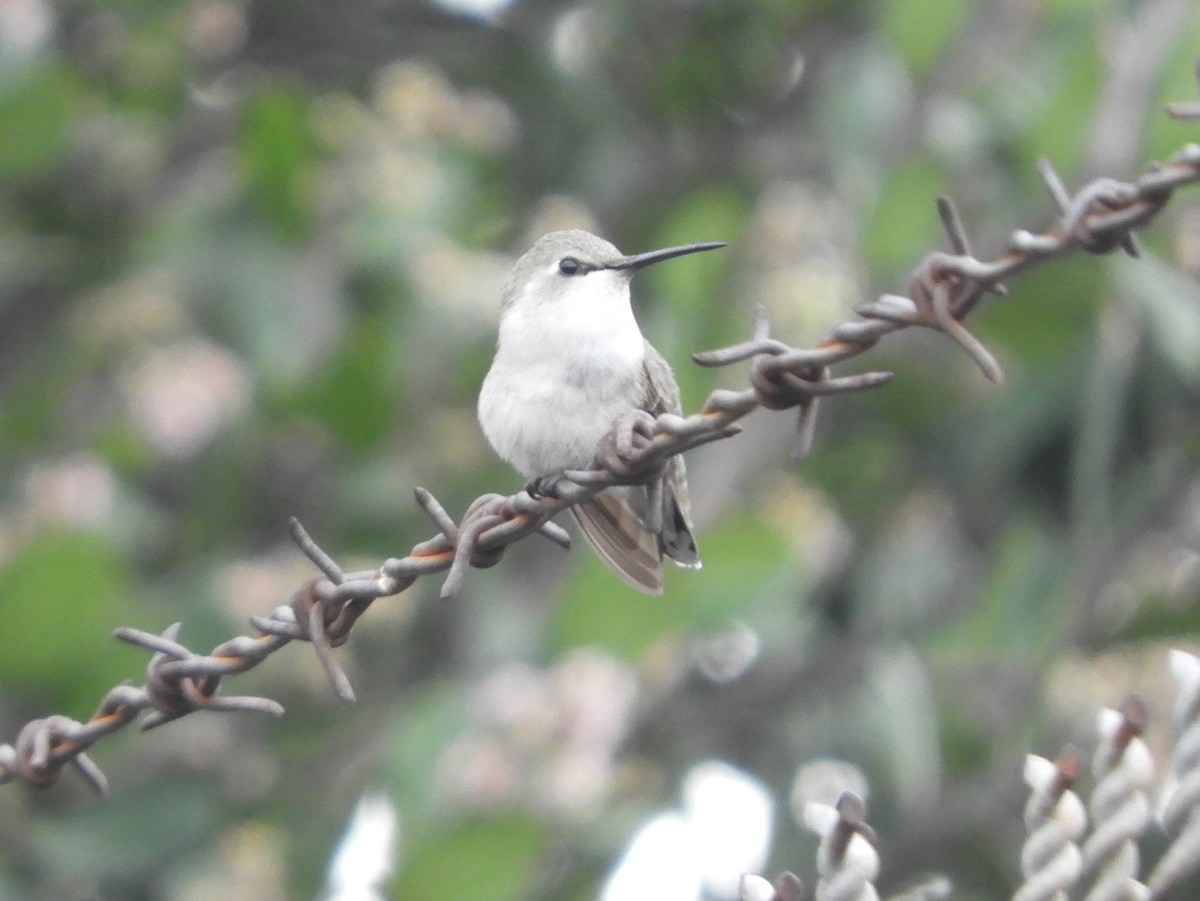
[{"xmin": 524, "ymin": 474, "xmax": 564, "ymax": 500}]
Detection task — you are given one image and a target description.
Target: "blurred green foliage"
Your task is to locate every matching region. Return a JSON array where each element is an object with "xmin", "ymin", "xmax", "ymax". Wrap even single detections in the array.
[{"xmin": 1, "ymin": 1, "xmax": 1199, "ymax": 899}]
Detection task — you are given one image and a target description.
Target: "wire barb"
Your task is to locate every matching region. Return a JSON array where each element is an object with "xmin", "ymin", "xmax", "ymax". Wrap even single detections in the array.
[
  {"xmin": 1166, "ymin": 62, "xmax": 1200, "ymax": 121},
  {"xmin": 289, "ymin": 516, "xmax": 344, "ymax": 583},
  {"xmin": 5, "ymin": 86, "xmax": 1200, "ymax": 795},
  {"xmin": 114, "ymin": 622, "xmax": 287, "ymax": 728}
]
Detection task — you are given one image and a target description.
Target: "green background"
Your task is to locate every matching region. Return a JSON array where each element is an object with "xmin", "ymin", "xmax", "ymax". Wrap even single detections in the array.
[{"xmin": 1, "ymin": 0, "xmax": 1199, "ymax": 898}]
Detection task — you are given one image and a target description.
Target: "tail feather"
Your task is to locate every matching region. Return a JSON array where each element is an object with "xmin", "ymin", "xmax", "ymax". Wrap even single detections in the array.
[
  {"xmin": 661, "ymin": 489, "xmax": 700, "ymax": 568},
  {"xmin": 571, "ymin": 483, "xmax": 701, "ymax": 594},
  {"xmin": 571, "ymin": 493, "xmax": 664, "ymax": 595}
]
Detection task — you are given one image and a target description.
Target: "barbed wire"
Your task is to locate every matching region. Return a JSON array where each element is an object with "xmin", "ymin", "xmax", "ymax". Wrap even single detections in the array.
[{"xmin": 3, "ymin": 90, "xmax": 1200, "ymax": 797}]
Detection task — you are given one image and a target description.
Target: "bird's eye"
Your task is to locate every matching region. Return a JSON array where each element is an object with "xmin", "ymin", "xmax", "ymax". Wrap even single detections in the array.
[{"xmin": 558, "ymin": 257, "xmax": 581, "ymax": 276}]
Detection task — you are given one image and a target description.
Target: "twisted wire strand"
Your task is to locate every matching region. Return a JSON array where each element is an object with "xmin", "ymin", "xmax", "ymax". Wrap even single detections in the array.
[
  {"xmin": 1146, "ymin": 650, "xmax": 1200, "ymax": 898},
  {"xmin": 3, "ymin": 109, "xmax": 1200, "ymax": 795},
  {"xmin": 806, "ymin": 792, "xmax": 881, "ymax": 901},
  {"xmin": 1080, "ymin": 697, "xmax": 1154, "ymax": 901},
  {"xmin": 1015, "ymin": 750, "xmax": 1088, "ymax": 901}
]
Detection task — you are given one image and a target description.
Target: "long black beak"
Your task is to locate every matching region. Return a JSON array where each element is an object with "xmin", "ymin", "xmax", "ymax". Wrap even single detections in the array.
[{"xmin": 606, "ymin": 241, "xmax": 726, "ymax": 272}]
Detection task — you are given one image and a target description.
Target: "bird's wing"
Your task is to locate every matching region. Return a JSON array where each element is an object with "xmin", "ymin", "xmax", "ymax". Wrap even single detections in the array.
[
  {"xmin": 571, "ymin": 491, "xmax": 664, "ymax": 595},
  {"xmin": 640, "ymin": 342, "xmax": 700, "ymax": 568}
]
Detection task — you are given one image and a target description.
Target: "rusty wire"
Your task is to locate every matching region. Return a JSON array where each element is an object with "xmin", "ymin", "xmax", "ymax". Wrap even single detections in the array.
[{"xmin": 4, "ymin": 102, "xmax": 1200, "ymax": 796}]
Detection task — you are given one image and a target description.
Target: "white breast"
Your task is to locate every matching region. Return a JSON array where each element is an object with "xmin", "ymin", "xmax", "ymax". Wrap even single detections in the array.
[{"xmin": 478, "ymin": 271, "xmax": 645, "ymax": 477}]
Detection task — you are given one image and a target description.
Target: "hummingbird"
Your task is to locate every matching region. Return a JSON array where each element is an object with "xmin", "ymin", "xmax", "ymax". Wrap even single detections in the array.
[{"xmin": 478, "ymin": 229, "xmax": 725, "ymax": 594}]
